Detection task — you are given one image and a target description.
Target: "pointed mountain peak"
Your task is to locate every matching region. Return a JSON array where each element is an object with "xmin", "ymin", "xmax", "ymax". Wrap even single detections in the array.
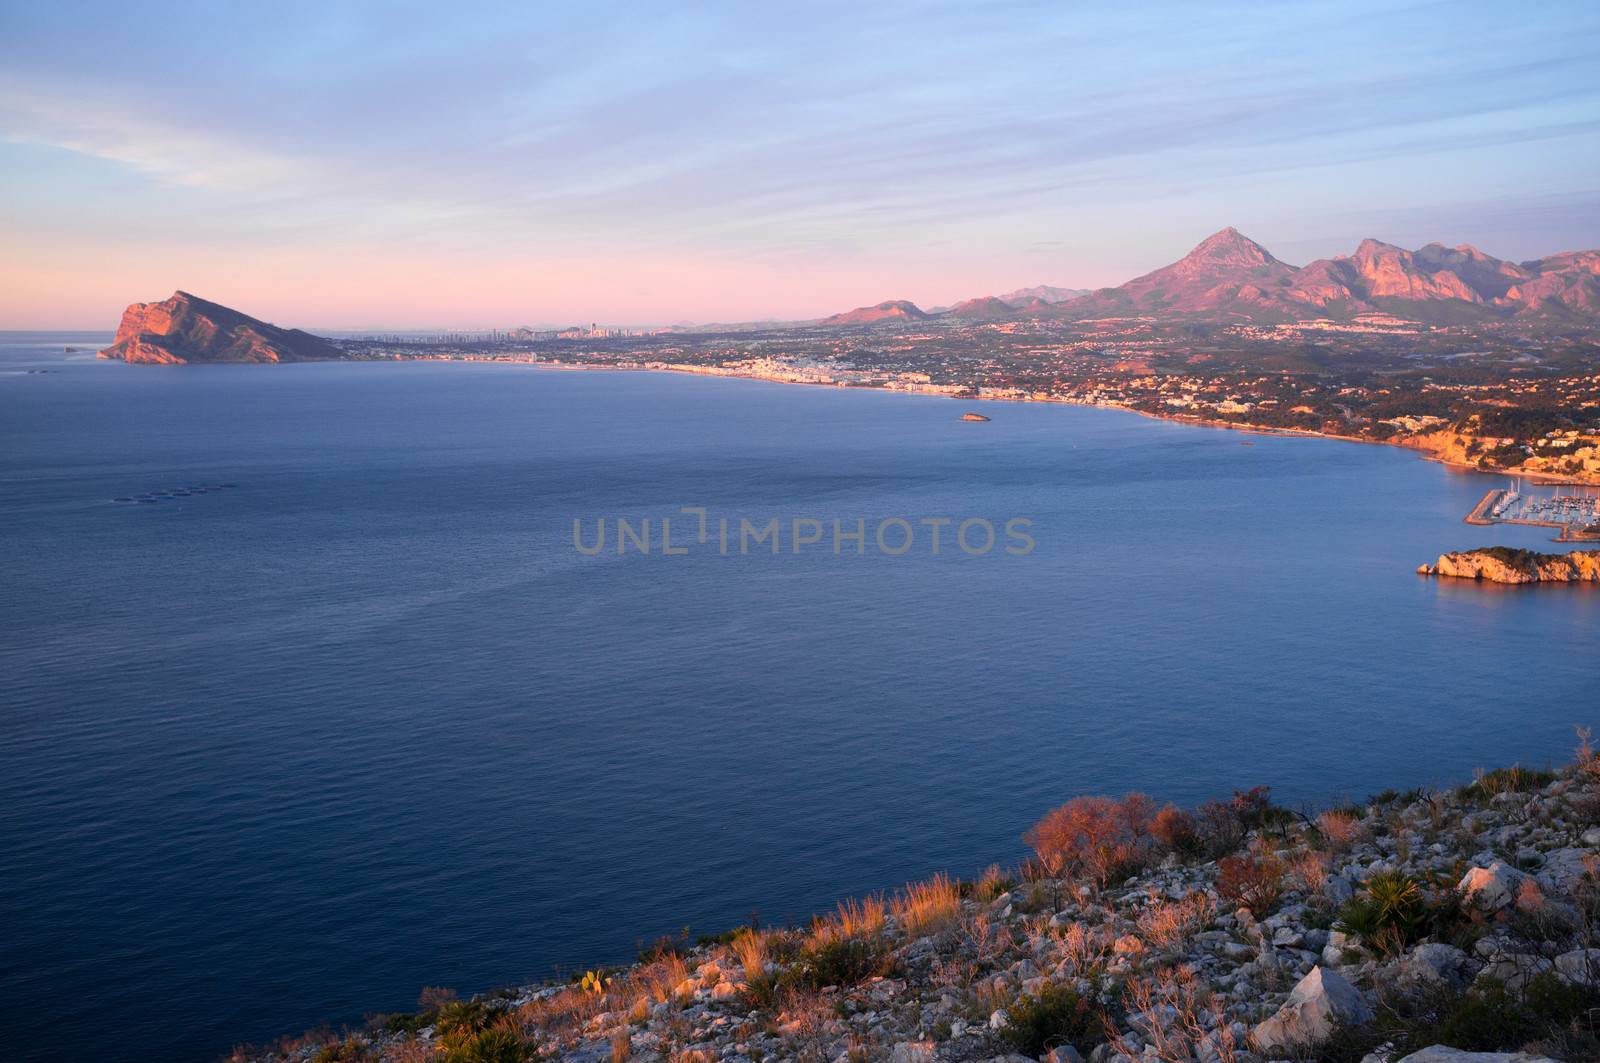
[
  {"xmin": 1353, "ymin": 237, "xmax": 1405, "ymax": 258},
  {"xmin": 1182, "ymin": 227, "xmax": 1281, "ymax": 268}
]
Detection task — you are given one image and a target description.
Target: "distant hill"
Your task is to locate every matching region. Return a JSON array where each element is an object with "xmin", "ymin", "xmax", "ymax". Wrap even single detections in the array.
[
  {"xmin": 819, "ymin": 299, "xmax": 931, "ymax": 325},
  {"xmin": 941, "ymin": 296, "xmax": 1019, "ymax": 322},
  {"xmin": 996, "ymin": 284, "xmax": 1089, "ymax": 307},
  {"xmin": 1062, "ymin": 227, "xmax": 1600, "ymax": 323},
  {"xmin": 99, "ymin": 292, "xmax": 341, "ymax": 364}
]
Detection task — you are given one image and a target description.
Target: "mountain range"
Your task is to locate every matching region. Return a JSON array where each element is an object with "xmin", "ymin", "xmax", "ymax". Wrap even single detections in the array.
[
  {"xmin": 100, "ymin": 229, "xmax": 1600, "ymax": 364},
  {"xmin": 822, "ymin": 228, "xmax": 1600, "ymax": 326}
]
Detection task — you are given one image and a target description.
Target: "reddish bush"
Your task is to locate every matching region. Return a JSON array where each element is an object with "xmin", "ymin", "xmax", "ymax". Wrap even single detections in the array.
[
  {"xmin": 1150, "ymin": 804, "xmax": 1200, "ymax": 856},
  {"xmin": 1216, "ymin": 851, "xmax": 1287, "ymax": 915},
  {"xmin": 1194, "ymin": 786, "xmax": 1279, "ymax": 857},
  {"xmin": 1195, "ymin": 799, "xmax": 1245, "ymax": 857},
  {"xmin": 1023, "ymin": 793, "xmax": 1156, "ymax": 887}
]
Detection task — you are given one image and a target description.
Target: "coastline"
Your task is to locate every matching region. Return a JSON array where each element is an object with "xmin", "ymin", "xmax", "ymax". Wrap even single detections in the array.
[{"xmin": 408, "ymin": 354, "xmax": 1600, "ymax": 488}]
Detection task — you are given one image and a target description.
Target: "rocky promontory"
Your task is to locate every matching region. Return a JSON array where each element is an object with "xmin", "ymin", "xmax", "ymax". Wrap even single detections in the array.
[
  {"xmin": 237, "ymin": 744, "xmax": 1600, "ymax": 1063},
  {"xmin": 1417, "ymin": 548, "xmax": 1600, "ymax": 584},
  {"xmin": 99, "ymin": 291, "xmax": 342, "ymax": 364}
]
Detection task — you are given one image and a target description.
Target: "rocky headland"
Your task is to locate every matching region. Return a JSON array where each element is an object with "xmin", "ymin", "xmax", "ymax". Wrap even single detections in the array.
[
  {"xmin": 99, "ymin": 292, "xmax": 341, "ymax": 364},
  {"xmin": 1417, "ymin": 548, "xmax": 1600, "ymax": 584},
  {"xmin": 238, "ymin": 743, "xmax": 1600, "ymax": 1063}
]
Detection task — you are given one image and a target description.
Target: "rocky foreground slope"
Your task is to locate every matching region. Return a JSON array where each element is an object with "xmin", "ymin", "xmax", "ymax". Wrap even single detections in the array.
[
  {"xmin": 242, "ymin": 746, "xmax": 1600, "ymax": 1063},
  {"xmin": 99, "ymin": 291, "xmax": 341, "ymax": 364},
  {"xmin": 1418, "ymin": 549, "xmax": 1600, "ymax": 584}
]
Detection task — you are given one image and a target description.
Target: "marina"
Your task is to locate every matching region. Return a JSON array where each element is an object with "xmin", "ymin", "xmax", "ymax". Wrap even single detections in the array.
[{"xmin": 1465, "ymin": 481, "xmax": 1600, "ymax": 541}]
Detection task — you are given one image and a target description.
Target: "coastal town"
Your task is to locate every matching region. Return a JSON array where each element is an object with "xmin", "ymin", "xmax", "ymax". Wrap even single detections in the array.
[{"xmin": 335, "ymin": 312, "xmax": 1600, "ymax": 488}]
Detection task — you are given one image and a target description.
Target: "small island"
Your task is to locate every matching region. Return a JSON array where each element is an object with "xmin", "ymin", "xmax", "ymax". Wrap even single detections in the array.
[
  {"xmin": 1417, "ymin": 546, "xmax": 1600, "ymax": 583},
  {"xmin": 959, "ymin": 412, "xmax": 990, "ymax": 422}
]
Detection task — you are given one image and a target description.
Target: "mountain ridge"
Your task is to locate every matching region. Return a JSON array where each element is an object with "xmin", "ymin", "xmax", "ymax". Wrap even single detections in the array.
[{"xmin": 1051, "ymin": 228, "xmax": 1600, "ymax": 323}]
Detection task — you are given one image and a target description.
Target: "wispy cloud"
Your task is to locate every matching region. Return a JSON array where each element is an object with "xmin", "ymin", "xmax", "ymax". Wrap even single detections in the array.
[{"xmin": 1, "ymin": 0, "xmax": 1598, "ymax": 325}]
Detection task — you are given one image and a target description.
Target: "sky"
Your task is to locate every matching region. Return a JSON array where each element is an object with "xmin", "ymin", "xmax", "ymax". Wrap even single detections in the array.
[{"xmin": 3, "ymin": 0, "xmax": 1599, "ymax": 329}]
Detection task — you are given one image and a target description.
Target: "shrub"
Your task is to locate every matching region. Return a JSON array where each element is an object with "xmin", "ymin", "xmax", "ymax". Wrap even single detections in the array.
[
  {"xmin": 637, "ymin": 929, "xmax": 691, "ymax": 964},
  {"xmin": 1461, "ymin": 765, "xmax": 1558, "ymax": 801},
  {"xmin": 1001, "ymin": 981, "xmax": 1105, "ymax": 1056},
  {"xmin": 418, "ymin": 986, "xmax": 458, "ymax": 1010},
  {"xmin": 440, "ymin": 1028, "xmax": 529, "ymax": 1063},
  {"xmin": 1216, "ymin": 851, "xmax": 1286, "ymax": 915},
  {"xmin": 1336, "ymin": 870, "xmax": 1428, "ymax": 956},
  {"xmin": 741, "ymin": 967, "xmax": 783, "ymax": 1010},
  {"xmin": 1024, "ymin": 794, "xmax": 1156, "ymax": 886},
  {"xmin": 312, "ymin": 1040, "xmax": 371, "ymax": 1063},
  {"xmin": 1151, "ymin": 804, "xmax": 1202, "ymax": 857},
  {"xmin": 1359, "ymin": 974, "xmax": 1600, "ymax": 1058},
  {"xmin": 433, "ymin": 1000, "xmax": 498, "ymax": 1039},
  {"xmin": 800, "ymin": 934, "xmax": 891, "ymax": 988},
  {"xmin": 1577, "ymin": 725, "xmax": 1600, "ymax": 781},
  {"xmin": 965, "ymin": 864, "xmax": 1017, "ymax": 902},
  {"xmin": 1195, "ymin": 798, "xmax": 1246, "ymax": 857}
]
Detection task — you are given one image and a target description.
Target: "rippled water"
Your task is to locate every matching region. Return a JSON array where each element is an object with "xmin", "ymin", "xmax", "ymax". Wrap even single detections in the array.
[{"xmin": 2, "ymin": 333, "xmax": 1595, "ymax": 1062}]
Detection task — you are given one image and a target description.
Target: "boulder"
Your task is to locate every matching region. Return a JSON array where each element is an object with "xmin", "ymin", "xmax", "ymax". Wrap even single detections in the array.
[
  {"xmin": 1399, "ymin": 942, "xmax": 1472, "ymax": 989},
  {"xmin": 1554, "ymin": 947, "xmax": 1600, "ymax": 987},
  {"xmin": 1457, "ymin": 861, "xmax": 1528, "ymax": 911},
  {"xmin": 1045, "ymin": 1047, "xmax": 1085, "ymax": 1063},
  {"xmin": 1252, "ymin": 966, "xmax": 1373, "ymax": 1050},
  {"xmin": 1475, "ymin": 953, "xmax": 1553, "ymax": 993},
  {"xmin": 889, "ymin": 1042, "xmax": 935, "ymax": 1063},
  {"xmin": 1392, "ymin": 1047, "xmax": 1559, "ymax": 1063},
  {"xmin": 1112, "ymin": 934, "xmax": 1145, "ymax": 956},
  {"xmin": 1535, "ymin": 847, "xmax": 1595, "ymax": 896}
]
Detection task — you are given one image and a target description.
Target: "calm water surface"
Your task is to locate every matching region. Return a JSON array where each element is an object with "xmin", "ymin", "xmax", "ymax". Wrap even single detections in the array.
[{"xmin": 2, "ymin": 333, "xmax": 1596, "ymax": 1062}]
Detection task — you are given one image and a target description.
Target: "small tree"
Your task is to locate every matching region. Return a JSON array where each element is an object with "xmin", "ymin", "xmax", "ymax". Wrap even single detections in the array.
[{"xmin": 1024, "ymin": 793, "xmax": 1156, "ymax": 887}]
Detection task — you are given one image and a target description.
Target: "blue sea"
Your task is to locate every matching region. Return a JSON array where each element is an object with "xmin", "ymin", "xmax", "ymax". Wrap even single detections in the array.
[{"xmin": 1, "ymin": 332, "xmax": 1596, "ymax": 1062}]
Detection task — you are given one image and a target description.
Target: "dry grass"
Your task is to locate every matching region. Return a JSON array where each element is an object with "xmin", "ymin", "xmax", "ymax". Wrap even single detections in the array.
[
  {"xmin": 1136, "ymin": 890, "xmax": 1216, "ymax": 951},
  {"xmin": 834, "ymin": 895, "xmax": 886, "ymax": 938},
  {"xmin": 1057, "ymin": 920, "xmax": 1113, "ymax": 976},
  {"xmin": 963, "ymin": 908, "xmax": 1011, "ymax": 965},
  {"xmin": 637, "ymin": 953, "xmax": 691, "ymax": 1006},
  {"xmin": 1289, "ymin": 849, "xmax": 1330, "ymax": 893},
  {"xmin": 610, "ymin": 1027, "xmax": 632, "ymax": 1063},
  {"xmin": 1317, "ymin": 809, "xmax": 1365, "ymax": 850},
  {"xmin": 1115, "ymin": 966, "xmax": 1240, "ymax": 1063},
  {"xmin": 891, "ymin": 872, "xmax": 961, "ymax": 937},
  {"xmin": 518, "ymin": 985, "xmax": 610, "ymax": 1041},
  {"xmin": 1578, "ymin": 725, "xmax": 1600, "ymax": 780},
  {"xmin": 773, "ymin": 986, "xmax": 835, "ymax": 1057},
  {"xmin": 668, "ymin": 1050, "xmax": 711, "ymax": 1063},
  {"xmin": 972, "ymin": 974, "xmax": 1009, "ymax": 1019},
  {"xmin": 931, "ymin": 953, "xmax": 979, "ymax": 995},
  {"xmin": 730, "ymin": 927, "xmax": 768, "ymax": 982}
]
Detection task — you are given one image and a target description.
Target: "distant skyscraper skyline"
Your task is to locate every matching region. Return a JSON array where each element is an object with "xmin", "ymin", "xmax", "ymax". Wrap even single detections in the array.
[{"xmin": 2, "ymin": 0, "xmax": 1598, "ymax": 327}]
